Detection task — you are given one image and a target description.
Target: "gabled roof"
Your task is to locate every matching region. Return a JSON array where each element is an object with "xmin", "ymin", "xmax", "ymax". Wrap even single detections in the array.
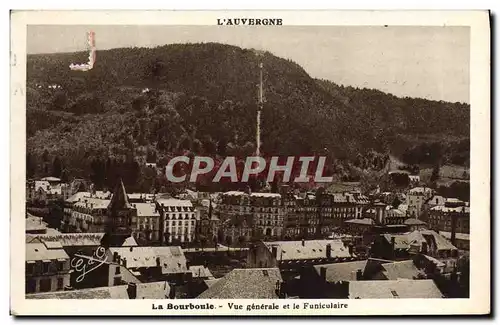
[
  {"xmin": 349, "ymin": 279, "xmax": 444, "ymax": 299},
  {"xmin": 263, "ymin": 239, "xmax": 353, "ymax": 261},
  {"xmin": 313, "ymin": 260, "xmax": 368, "ymax": 282},
  {"xmin": 135, "ymin": 203, "xmax": 160, "ymax": 217},
  {"xmin": 26, "ymin": 242, "xmax": 69, "ymax": 261},
  {"xmin": 379, "ymin": 260, "xmax": 421, "ymax": 280},
  {"xmin": 26, "ymin": 281, "xmax": 170, "ymax": 299},
  {"xmin": 344, "ymin": 218, "xmax": 375, "ymax": 225},
  {"xmin": 197, "ymin": 268, "xmax": 282, "ymax": 299},
  {"xmin": 189, "ymin": 265, "xmax": 214, "ymax": 279},
  {"xmin": 404, "ymin": 218, "xmax": 427, "ymax": 225},
  {"xmin": 26, "ymin": 214, "xmax": 47, "ymax": 232}
]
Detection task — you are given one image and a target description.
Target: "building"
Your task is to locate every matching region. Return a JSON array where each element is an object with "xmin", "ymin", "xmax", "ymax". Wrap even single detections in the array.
[
  {"xmin": 428, "ymin": 202, "xmax": 470, "ymax": 235},
  {"xmin": 26, "ymin": 281, "xmax": 170, "ymax": 299},
  {"xmin": 26, "ymin": 213, "xmax": 48, "ymax": 234},
  {"xmin": 217, "ymin": 191, "xmax": 284, "ymax": 240},
  {"xmin": 371, "ymin": 230, "xmax": 458, "ymax": 261},
  {"xmin": 348, "ymin": 279, "xmax": 444, "ymax": 299},
  {"xmin": 197, "ymin": 268, "xmax": 285, "ymax": 299},
  {"xmin": 27, "ymin": 177, "xmax": 71, "ymax": 204},
  {"xmin": 406, "ymin": 187, "xmax": 434, "ymax": 219},
  {"xmin": 247, "ymin": 239, "xmax": 356, "ymax": 271},
  {"xmin": 156, "ymin": 198, "xmax": 197, "ymax": 244},
  {"xmin": 134, "ymin": 202, "xmax": 161, "ymax": 243},
  {"xmin": 25, "ymin": 240, "xmax": 71, "ymax": 294},
  {"xmin": 317, "ymin": 192, "xmax": 370, "ymax": 235},
  {"xmin": 107, "ymin": 246, "xmax": 190, "ymax": 285},
  {"xmin": 67, "ymin": 197, "xmax": 111, "ymax": 232},
  {"xmin": 301, "ymin": 258, "xmax": 423, "ymax": 298},
  {"xmin": 404, "ymin": 218, "xmax": 428, "ymax": 232},
  {"xmin": 439, "ymin": 231, "xmax": 470, "ymax": 251}
]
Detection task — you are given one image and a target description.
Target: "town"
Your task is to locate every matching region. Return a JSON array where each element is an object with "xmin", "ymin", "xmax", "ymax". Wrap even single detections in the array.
[{"xmin": 24, "ymin": 171, "xmax": 470, "ymax": 300}]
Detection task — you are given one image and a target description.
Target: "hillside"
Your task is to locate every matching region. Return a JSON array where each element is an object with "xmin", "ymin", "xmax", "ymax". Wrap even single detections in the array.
[{"xmin": 26, "ymin": 43, "xmax": 470, "ymax": 192}]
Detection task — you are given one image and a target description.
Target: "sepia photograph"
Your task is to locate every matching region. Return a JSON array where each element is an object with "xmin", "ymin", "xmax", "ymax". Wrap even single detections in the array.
[{"xmin": 10, "ymin": 10, "xmax": 490, "ymax": 316}]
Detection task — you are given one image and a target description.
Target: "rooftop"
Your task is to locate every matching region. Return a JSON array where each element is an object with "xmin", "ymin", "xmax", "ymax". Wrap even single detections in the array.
[
  {"xmin": 263, "ymin": 239, "xmax": 353, "ymax": 261},
  {"xmin": 26, "ymin": 214, "xmax": 47, "ymax": 232},
  {"xmin": 26, "ymin": 242, "xmax": 69, "ymax": 261},
  {"xmin": 32, "ymin": 233, "xmax": 137, "ymax": 247},
  {"xmin": 197, "ymin": 268, "xmax": 282, "ymax": 299},
  {"xmin": 26, "ymin": 281, "xmax": 170, "ymax": 299},
  {"xmin": 379, "ymin": 260, "xmax": 422, "ymax": 280},
  {"xmin": 349, "ymin": 279, "xmax": 444, "ymax": 299},
  {"xmin": 313, "ymin": 260, "xmax": 368, "ymax": 282},
  {"xmin": 135, "ymin": 203, "xmax": 160, "ymax": 217},
  {"xmin": 344, "ymin": 218, "xmax": 375, "ymax": 225},
  {"xmin": 189, "ymin": 265, "xmax": 214, "ymax": 279},
  {"xmin": 439, "ymin": 231, "xmax": 470, "ymax": 241}
]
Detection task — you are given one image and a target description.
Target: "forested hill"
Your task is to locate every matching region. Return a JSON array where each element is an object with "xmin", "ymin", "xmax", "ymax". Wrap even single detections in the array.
[{"xmin": 26, "ymin": 43, "xmax": 470, "ymax": 190}]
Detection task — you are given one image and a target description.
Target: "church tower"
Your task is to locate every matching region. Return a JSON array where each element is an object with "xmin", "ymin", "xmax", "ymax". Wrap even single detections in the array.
[{"xmin": 102, "ymin": 179, "xmax": 137, "ymax": 247}]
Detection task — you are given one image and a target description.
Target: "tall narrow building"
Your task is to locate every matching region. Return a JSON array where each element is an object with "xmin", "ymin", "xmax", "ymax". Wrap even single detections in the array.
[{"xmin": 102, "ymin": 179, "xmax": 137, "ymax": 247}]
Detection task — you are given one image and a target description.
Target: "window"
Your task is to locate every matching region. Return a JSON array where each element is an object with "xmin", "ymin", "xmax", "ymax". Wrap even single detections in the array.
[
  {"xmin": 391, "ymin": 290, "xmax": 399, "ymax": 298},
  {"xmin": 115, "ymin": 266, "xmax": 121, "ymax": 275},
  {"xmin": 39, "ymin": 278, "xmax": 51, "ymax": 292},
  {"xmin": 57, "ymin": 261, "xmax": 65, "ymax": 271},
  {"xmin": 26, "ymin": 263, "xmax": 35, "ymax": 275},
  {"xmin": 43, "ymin": 262, "xmax": 50, "ymax": 273},
  {"xmin": 26, "ymin": 279, "xmax": 36, "ymax": 294},
  {"xmin": 57, "ymin": 278, "xmax": 64, "ymax": 290},
  {"xmin": 113, "ymin": 277, "xmax": 122, "ymax": 286}
]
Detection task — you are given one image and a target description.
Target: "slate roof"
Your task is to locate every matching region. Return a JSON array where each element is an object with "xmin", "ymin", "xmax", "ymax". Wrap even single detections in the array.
[
  {"xmin": 197, "ymin": 268, "xmax": 282, "ymax": 299},
  {"xmin": 26, "ymin": 242, "xmax": 69, "ymax": 261},
  {"xmin": 404, "ymin": 218, "xmax": 427, "ymax": 225},
  {"xmin": 33, "ymin": 233, "xmax": 137, "ymax": 247},
  {"xmin": 344, "ymin": 218, "xmax": 375, "ymax": 225},
  {"xmin": 109, "ymin": 246, "xmax": 187, "ymax": 274},
  {"xmin": 263, "ymin": 239, "xmax": 353, "ymax": 261},
  {"xmin": 189, "ymin": 265, "xmax": 214, "ymax": 279},
  {"xmin": 135, "ymin": 203, "xmax": 160, "ymax": 217},
  {"xmin": 407, "ymin": 230, "xmax": 457, "ymax": 251},
  {"xmin": 73, "ymin": 197, "xmax": 111, "ymax": 209},
  {"xmin": 26, "ymin": 281, "xmax": 170, "ymax": 299},
  {"xmin": 382, "ymin": 234, "xmax": 410, "ymax": 250},
  {"xmin": 26, "ymin": 215, "xmax": 47, "ymax": 232},
  {"xmin": 439, "ymin": 231, "xmax": 470, "ymax": 241},
  {"xmin": 349, "ymin": 279, "xmax": 444, "ymax": 299},
  {"xmin": 379, "ymin": 260, "xmax": 421, "ymax": 280},
  {"xmin": 313, "ymin": 260, "xmax": 368, "ymax": 282}
]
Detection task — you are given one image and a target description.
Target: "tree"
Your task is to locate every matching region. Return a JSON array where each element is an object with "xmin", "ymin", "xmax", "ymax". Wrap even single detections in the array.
[
  {"xmin": 430, "ymin": 162, "xmax": 441, "ymax": 183},
  {"xmin": 52, "ymin": 156, "xmax": 63, "ymax": 178}
]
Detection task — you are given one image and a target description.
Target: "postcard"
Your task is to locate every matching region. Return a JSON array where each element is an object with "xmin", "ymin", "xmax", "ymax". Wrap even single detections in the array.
[{"xmin": 10, "ymin": 10, "xmax": 490, "ymax": 316}]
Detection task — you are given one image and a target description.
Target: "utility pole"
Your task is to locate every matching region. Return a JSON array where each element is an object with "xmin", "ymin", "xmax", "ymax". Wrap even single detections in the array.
[{"xmin": 257, "ymin": 62, "xmax": 263, "ymax": 157}]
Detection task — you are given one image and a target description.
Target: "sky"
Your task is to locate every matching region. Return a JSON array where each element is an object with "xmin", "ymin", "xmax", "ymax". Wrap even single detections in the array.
[{"xmin": 27, "ymin": 25, "xmax": 470, "ymax": 103}]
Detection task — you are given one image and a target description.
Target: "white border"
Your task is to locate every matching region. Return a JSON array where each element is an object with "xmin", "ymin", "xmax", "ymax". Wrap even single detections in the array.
[{"xmin": 9, "ymin": 10, "xmax": 490, "ymax": 316}]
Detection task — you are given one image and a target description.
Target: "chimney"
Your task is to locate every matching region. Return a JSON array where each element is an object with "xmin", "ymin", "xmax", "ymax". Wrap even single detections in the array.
[
  {"xmin": 320, "ymin": 266, "xmax": 327, "ymax": 281},
  {"xmin": 122, "ymin": 257, "xmax": 127, "ymax": 268},
  {"xmin": 348, "ymin": 244, "xmax": 353, "ymax": 256},
  {"xmin": 326, "ymin": 244, "xmax": 332, "ymax": 258},
  {"xmin": 130, "ymin": 246, "xmax": 133, "ymax": 252},
  {"xmin": 302, "ymin": 239, "xmax": 305, "ymax": 247},
  {"xmin": 391, "ymin": 236, "xmax": 396, "ymax": 251},
  {"xmin": 421, "ymin": 242, "xmax": 428, "ymax": 254},
  {"xmin": 271, "ymin": 246, "xmax": 278, "ymax": 258},
  {"xmin": 156, "ymin": 257, "xmax": 161, "ymax": 267},
  {"xmin": 127, "ymin": 283, "xmax": 137, "ymax": 299},
  {"xmin": 113, "ymin": 252, "xmax": 119, "ymax": 262},
  {"xmin": 356, "ymin": 269, "xmax": 363, "ymax": 280},
  {"xmin": 450, "ymin": 215, "xmax": 457, "ymax": 246}
]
